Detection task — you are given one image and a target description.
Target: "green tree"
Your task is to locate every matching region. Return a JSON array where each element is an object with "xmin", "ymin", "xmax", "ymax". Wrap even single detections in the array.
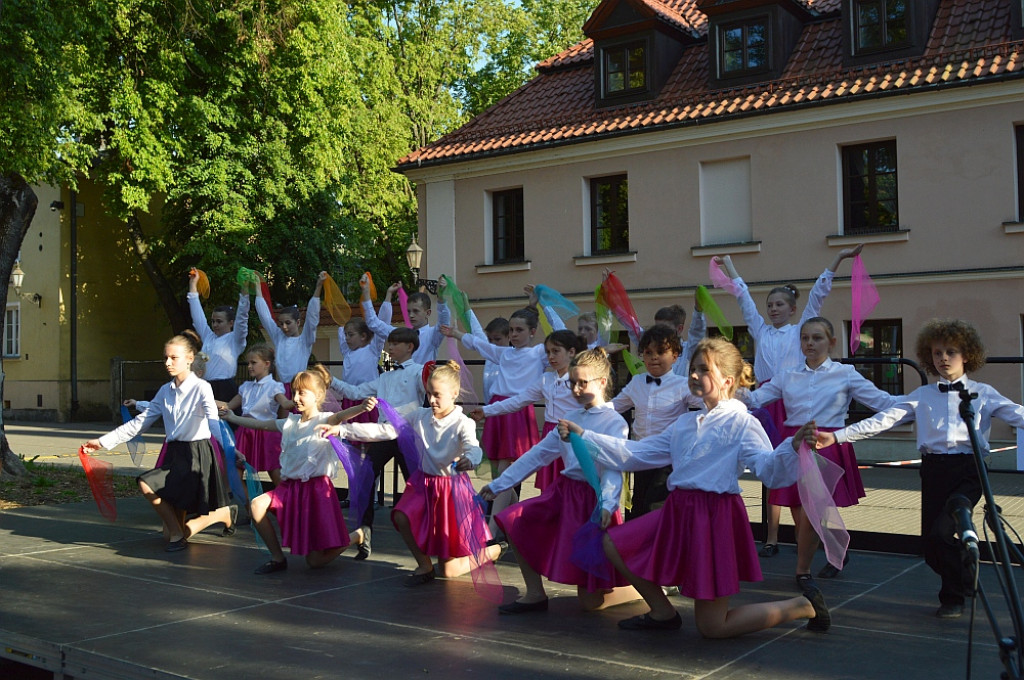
[{"xmin": 0, "ymin": 0, "xmax": 109, "ymax": 474}]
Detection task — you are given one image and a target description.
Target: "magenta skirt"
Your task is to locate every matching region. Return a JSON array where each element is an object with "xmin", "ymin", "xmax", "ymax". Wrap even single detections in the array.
[
  {"xmin": 768, "ymin": 425, "xmax": 864, "ymax": 507},
  {"xmin": 496, "ymin": 475, "xmax": 629, "ymax": 591},
  {"xmin": 481, "ymin": 395, "xmax": 539, "ymax": 461},
  {"xmin": 391, "ymin": 472, "xmax": 492, "ymax": 559},
  {"xmin": 341, "ymin": 398, "xmax": 378, "ymax": 424},
  {"xmin": 266, "ymin": 476, "xmax": 351, "ymax": 555},
  {"xmin": 235, "ymin": 426, "xmax": 282, "ymax": 472},
  {"xmin": 533, "ymin": 422, "xmax": 565, "ymax": 490},
  {"xmin": 606, "ymin": 488, "xmax": 761, "ymax": 600}
]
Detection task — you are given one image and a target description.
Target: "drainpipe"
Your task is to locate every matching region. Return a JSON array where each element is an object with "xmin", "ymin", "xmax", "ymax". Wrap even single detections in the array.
[{"xmin": 70, "ymin": 189, "xmax": 78, "ymax": 419}]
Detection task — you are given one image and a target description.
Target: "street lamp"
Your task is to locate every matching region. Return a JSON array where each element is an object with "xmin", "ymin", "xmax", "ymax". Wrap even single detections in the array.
[
  {"xmin": 405, "ymin": 236, "xmax": 438, "ymax": 294},
  {"xmin": 9, "ymin": 261, "xmax": 41, "ymax": 306}
]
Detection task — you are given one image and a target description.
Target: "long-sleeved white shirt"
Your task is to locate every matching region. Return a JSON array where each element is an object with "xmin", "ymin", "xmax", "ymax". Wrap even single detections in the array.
[
  {"xmin": 747, "ymin": 358, "xmax": 897, "ymax": 428},
  {"xmin": 255, "ymin": 295, "xmax": 320, "ymax": 383},
  {"xmin": 834, "ymin": 375, "xmax": 1024, "ymax": 454},
  {"xmin": 335, "ymin": 405, "xmax": 482, "ymax": 477},
  {"xmin": 337, "ymin": 300, "xmax": 391, "ymax": 385},
  {"xmin": 277, "ymin": 412, "xmax": 338, "ymax": 481},
  {"xmin": 468, "ymin": 310, "xmax": 502, "ymax": 402},
  {"xmin": 583, "ymin": 398, "xmax": 800, "ymax": 494},
  {"xmin": 459, "ymin": 306, "xmax": 565, "ymax": 397},
  {"xmin": 612, "ymin": 371, "xmax": 702, "ymax": 439},
  {"xmin": 731, "ymin": 270, "xmax": 833, "ymax": 384},
  {"xmin": 238, "ymin": 374, "xmax": 286, "ymax": 420},
  {"xmin": 412, "ymin": 302, "xmax": 451, "ymax": 364},
  {"xmin": 490, "ymin": 402, "xmax": 627, "ymax": 512},
  {"xmin": 483, "ymin": 370, "xmax": 576, "ymax": 424},
  {"xmin": 331, "ymin": 359, "xmax": 425, "ymax": 421},
  {"xmin": 187, "ymin": 291, "xmax": 250, "ymax": 381},
  {"xmin": 99, "ymin": 373, "xmax": 219, "ymax": 449}
]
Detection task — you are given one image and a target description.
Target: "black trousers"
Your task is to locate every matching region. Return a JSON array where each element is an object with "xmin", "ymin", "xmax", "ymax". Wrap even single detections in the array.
[
  {"xmin": 360, "ymin": 440, "xmax": 411, "ymax": 529},
  {"xmin": 919, "ymin": 454, "xmax": 983, "ymax": 606},
  {"xmin": 626, "ymin": 466, "xmax": 672, "ymax": 520}
]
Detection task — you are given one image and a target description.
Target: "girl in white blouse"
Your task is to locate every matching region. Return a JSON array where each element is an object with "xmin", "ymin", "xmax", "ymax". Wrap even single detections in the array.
[
  {"xmin": 84, "ymin": 331, "xmax": 235, "ymax": 553},
  {"xmin": 222, "ymin": 365, "xmax": 371, "ymax": 575},
  {"xmin": 560, "ymin": 337, "xmax": 829, "ymax": 637},
  {"xmin": 254, "ymin": 271, "xmax": 325, "ymax": 395},
  {"xmin": 323, "ymin": 362, "xmax": 503, "ymax": 587},
  {"xmin": 747, "ymin": 317, "xmax": 896, "ymax": 584},
  {"xmin": 187, "ymin": 270, "xmax": 249, "ymax": 403},
  {"xmin": 219, "ymin": 345, "xmax": 291, "ymax": 488}
]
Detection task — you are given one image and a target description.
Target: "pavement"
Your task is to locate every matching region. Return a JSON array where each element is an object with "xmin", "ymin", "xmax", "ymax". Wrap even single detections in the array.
[{"xmin": 2, "ymin": 422, "xmax": 1024, "ymax": 679}]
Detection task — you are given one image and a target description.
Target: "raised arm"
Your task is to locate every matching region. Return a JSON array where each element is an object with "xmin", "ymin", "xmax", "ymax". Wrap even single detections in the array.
[
  {"xmin": 254, "ymin": 293, "xmax": 285, "ymax": 345},
  {"xmin": 231, "ymin": 287, "xmax": 250, "ymax": 353}
]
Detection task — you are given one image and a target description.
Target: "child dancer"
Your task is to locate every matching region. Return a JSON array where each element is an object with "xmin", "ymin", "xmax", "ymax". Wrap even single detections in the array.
[
  {"xmin": 747, "ymin": 318, "xmax": 896, "ymax": 585},
  {"xmin": 322, "ymin": 362, "xmax": 503, "ymax": 585},
  {"xmin": 653, "ymin": 303, "xmax": 706, "ymax": 378},
  {"xmin": 612, "ymin": 325, "xmax": 701, "ymax": 518},
  {"xmin": 187, "ymin": 270, "xmax": 250, "ymax": 403},
  {"xmin": 337, "ymin": 275, "xmax": 395, "ymax": 422},
  {"xmin": 481, "ymin": 348, "xmax": 639, "ymax": 613},
  {"xmin": 714, "ymin": 246, "xmax": 862, "ymax": 556},
  {"xmin": 222, "ymin": 365, "xmax": 370, "ymax": 573},
  {"xmin": 330, "ymin": 327, "xmax": 425, "ymax": 559},
  {"xmin": 472, "ymin": 330, "xmax": 586, "ymax": 491},
  {"xmin": 84, "ymin": 331, "xmax": 235, "ymax": 552},
  {"xmin": 560, "ymin": 338, "xmax": 829, "ymax": 636},
  {"xmin": 219, "ymin": 344, "xmax": 290, "ymax": 488},
  {"xmin": 254, "ymin": 271, "xmax": 326, "ymax": 394},
  {"xmin": 468, "ymin": 312, "xmax": 509, "ymax": 404},
  {"xmin": 816, "ymin": 319, "xmax": 1024, "ymax": 618},
  {"xmin": 443, "ymin": 287, "xmax": 565, "ymax": 529},
  {"xmin": 381, "ymin": 283, "xmax": 450, "ymax": 364}
]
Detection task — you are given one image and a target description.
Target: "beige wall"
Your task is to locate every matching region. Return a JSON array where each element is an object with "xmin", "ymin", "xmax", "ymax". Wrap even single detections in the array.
[{"xmin": 406, "ymin": 82, "xmax": 1024, "ymax": 437}]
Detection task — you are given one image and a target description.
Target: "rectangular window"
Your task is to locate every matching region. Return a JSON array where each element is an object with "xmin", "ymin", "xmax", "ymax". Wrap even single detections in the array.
[
  {"xmin": 854, "ymin": 0, "xmax": 909, "ymax": 52},
  {"xmin": 720, "ymin": 18, "xmax": 769, "ymax": 75},
  {"xmin": 843, "ymin": 140, "xmax": 899, "ymax": 234},
  {"xmin": 491, "ymin": 188, "xmax": 524, "ymax": 264},
  {"xmin": 846, "ymin": 318, "xmax": 903, "ymax": 422},
  {"xmin": 700, "ymin": 157, "xmax": 753, "ymax": 245},
  {"xmin": 4, "ymin": 304, "xmax": 20, "ymax": 358},
  {"xmin": 590, "ymin": 175, "xmax": 629, "ymax": 255},
  {"xmin": 603, "ymin": 41, "xmax": 647, "ymax": 96}
]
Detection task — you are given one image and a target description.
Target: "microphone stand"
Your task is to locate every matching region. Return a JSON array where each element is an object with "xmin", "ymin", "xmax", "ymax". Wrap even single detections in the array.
[{"xmin": 956, "ymin": 385, "xmax": 1024, "ymax": 679}]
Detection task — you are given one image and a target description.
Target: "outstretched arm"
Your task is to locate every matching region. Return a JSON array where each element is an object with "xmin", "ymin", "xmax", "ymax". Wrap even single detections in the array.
[
  {"xmin": 326, "ymin": 398, "xmax": 378, "ymax": 425},
  {"xmin": 828, "ymin": 244, "xmax": 864, "ymax": 273}
]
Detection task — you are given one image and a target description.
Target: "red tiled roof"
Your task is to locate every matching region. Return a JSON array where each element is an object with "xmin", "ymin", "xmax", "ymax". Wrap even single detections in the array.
[{"xmin": 397, "ymin": 0, "xmax": 1022, "ymax": 170}]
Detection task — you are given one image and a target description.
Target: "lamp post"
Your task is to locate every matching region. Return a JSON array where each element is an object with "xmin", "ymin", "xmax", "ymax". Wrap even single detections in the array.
[{"xmin": 405, "ymin": 236, "xmax": 438, "ymax": 294}]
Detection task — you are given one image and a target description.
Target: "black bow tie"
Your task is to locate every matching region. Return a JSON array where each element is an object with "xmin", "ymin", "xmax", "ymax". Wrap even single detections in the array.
[
  {"xmin": 938, "ymin": 381, "xmax": 963, "ymax": 393},
  {"xmin": 646, "ymin": 375, "xmax": 661, "ymax": 386},
  {"xmin": 393, "ymin": 364, "xmax": 405, "ymax": 370}
]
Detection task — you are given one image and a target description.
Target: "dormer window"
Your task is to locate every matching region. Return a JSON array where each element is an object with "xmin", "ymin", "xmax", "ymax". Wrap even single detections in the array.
[
  {"xmin": 853, "ymin": 0, "xmax": 909, "ymax": 52},
  {"xmin": 720, "ymin": 17, "xmax": 769, "ymax": 76},
  {"xmin": 603, "ymin": 40, "xmax": 648, "ymax": 96}
]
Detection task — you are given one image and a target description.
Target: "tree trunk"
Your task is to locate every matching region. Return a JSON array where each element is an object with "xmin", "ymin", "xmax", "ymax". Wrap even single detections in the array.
[
  {"xmin": 125, "ymin": 213, "xmax": 190, "ymax": 333},
  {"xmin": 0, "ymin": 173, "xmax": 39, "ymax": 477}
]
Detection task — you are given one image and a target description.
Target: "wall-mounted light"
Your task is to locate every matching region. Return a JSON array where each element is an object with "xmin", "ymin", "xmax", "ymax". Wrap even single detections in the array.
[
  {"xmin": 9, "ymin": 261, "xmax": 41, "ymax": 307},
  {"xmin": 49, "ymin": 200, "xmax": 64, "ymax": 212},
  {"xmin": 405, "ymin": 236, "xmax": 438, "ymax": 294}
]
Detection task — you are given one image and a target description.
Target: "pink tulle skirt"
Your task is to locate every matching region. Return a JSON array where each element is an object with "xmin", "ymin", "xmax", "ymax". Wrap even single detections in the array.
[
  {"xmin": 341, "ymin": 398, "xmax": 378, "ymax": 424},
  {"xmin": 235, "ymin": 426, "xmax": 282, "ymax": 472},
  {"xmin": 266, "ymin": 476, "xmax": 351, "ymax": 555},
  {"xmin": 606, "ymin": 488, "xmax": 761, "ymax": 600},
  {"xmin": 533, "ymin": 422, "xmax": 565, "ymax": 490},
  {"xmin": 768, "ymin": 425, "xmax": 864, "ymax": 507},
  {"xmin": 496, "ymin": 475, "xmax": 629, "ymax": 591},
  {"xmin": 480, "ymin": 395, "xmax": 539, "ymax": 461},
  {"xmin": 391, "ymin": 472, "xmax": 492, "ymax": 559}
]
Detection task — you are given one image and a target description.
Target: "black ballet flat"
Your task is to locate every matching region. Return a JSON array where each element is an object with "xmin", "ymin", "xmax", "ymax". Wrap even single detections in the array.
[
  {"xmin": 498, "ymin": 598, "xmax": 548, "ymax": 615},
  {"xmin": 254, "ymin": 559, "xmax": 287, "ymax": 575},
  {"xmin": 617, "ymin": 612, "xmax": 683, "ymax": 631},
  {"xmin": 164, "ymin": 538, "xmax": 188, "ymax": 553}
]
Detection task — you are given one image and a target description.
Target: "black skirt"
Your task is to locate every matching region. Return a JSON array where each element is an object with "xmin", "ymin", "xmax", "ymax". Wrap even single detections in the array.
[{"xmin": 138, "ymin": 440, "xmax": 230, "ymax": 515}]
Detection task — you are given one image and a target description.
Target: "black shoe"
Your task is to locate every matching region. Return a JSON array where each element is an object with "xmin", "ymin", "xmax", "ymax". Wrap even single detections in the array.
[
  {"xmin": 817, "ymin": 553, "xmax": 849, "ymax": 578},
  {"xmin": 936, "ymin": 603, "xmax": 964, "ymax": 619},
  {"xmin": 254, "ymin": 559, "xmax": 288, "ymax": 575},
  {"xmin": 164, "ymin": 538, "xmax": 188, "ymax": 552},
  {"xmin": 617, "ymin": 612, "xmax": 683, "ymax": 630},
  {"xmin": 796, "ymin": 573, "xmax": 817, "ymax": 592},
  {"xmin": 355, "ymin": 526, "xmax": 372, "ymax": 561},
  {"xmin": 222, "ymin": 504, "xmax": 239, "ymax": 536},
  {"xmin": 498, "ymin": 598, "xmax": 549, "ymax": 615},
  {"xmin": 803, "ymin": 585, "xmax": 831, "ymax": 632},
  {"xmin": 758, "ymin": 543, "xmax": 779, "ymax": 557},
  {"xmin": 404, "ymin": 570, "xmax": 436, "ymax": 587}
]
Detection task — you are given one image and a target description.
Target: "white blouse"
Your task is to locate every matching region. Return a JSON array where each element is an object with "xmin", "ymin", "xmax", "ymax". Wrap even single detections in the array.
[
  {"xmin": 188, "ymin": 291, "xmax": 250, "ymax": 381},
  {"xmin": 583, "ymin": 398, "xmax": 799, "ymax": 495},
  {"xmin": 747, "ymin": 358, "xmax": 897, "ymax": 428},
  {"xmin": 490, "ymin": 402, "xmax": 627, "ymax": 512},
  {"xmin": 731, "ymin": 270, "xmax": 833, "ymax": 384},
  {"xmin": 460, "ymin": 306, "xmax": 564, "ymax": 398},
  {"xmin": 277, "ymin": 412, "xmax": 337, "ymax": 481},
  {"xmin": 613, "ymin": 371, "xmax": 702, "ymax": 439},
  {"xmin": 255, "ymin": 295, "xmax": 320, "ymax": 383},
  {"xmin": 337, "ymin": 300, "xmax": 391, "ymax": 385},
  {"xmin": 331, "ymin": 360, "xmax": 425, "ymax": 421},
  {"xmin": 99, "ymin": 373, "xmax": 218, "ymax": 449},
  {"xmin": 238, "ymin": 375, "xmax": 286, "ymax": 420},
  {"xmin": 483, "ymin": 371, "xmax": 576, "ymax": 424}
]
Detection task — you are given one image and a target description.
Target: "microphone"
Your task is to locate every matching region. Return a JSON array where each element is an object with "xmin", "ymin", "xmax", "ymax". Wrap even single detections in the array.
[{"xmin": 947, "ymin": 494, "xmax": 980, "ymax": 561}]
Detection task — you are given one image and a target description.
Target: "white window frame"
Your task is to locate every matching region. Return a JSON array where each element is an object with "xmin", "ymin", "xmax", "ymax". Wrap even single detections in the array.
[{"xmin": 4, "ymin": 303, "xmax": 20, "ymax": 358}]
